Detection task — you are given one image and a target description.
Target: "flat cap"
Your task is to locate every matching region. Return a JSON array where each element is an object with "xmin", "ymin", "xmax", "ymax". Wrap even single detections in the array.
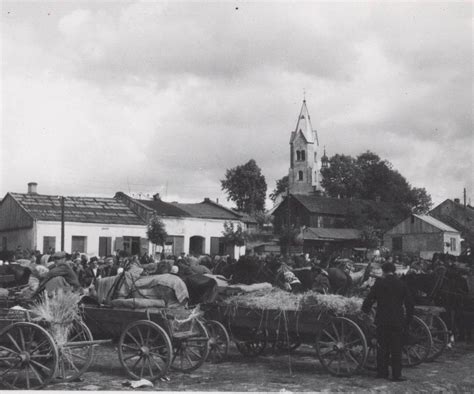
[{"xmin": 53, "ymin": 251, "xmax": 67, "ymax": 259}]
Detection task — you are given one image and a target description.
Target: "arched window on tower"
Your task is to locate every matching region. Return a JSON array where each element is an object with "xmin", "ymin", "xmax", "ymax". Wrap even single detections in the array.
[
  {"xmin": 314, "ymin": 152, "xmax": 317, "ymax": 162},
  {"xmin": 301, "ymin": 150, "xmax": 306, "ymax": 161},
  {"xmin": 298, "ymin": 171, "xmax": 304, "ymax": 181},
  {"xmin": 296, "ymin": 150, "xmax": 301, "ymax": 161}
]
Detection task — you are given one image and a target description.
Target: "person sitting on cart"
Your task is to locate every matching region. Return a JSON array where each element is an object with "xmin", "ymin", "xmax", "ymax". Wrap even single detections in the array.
[
  {"xmin": 311, "ymin": 266, "xmax": 330, "ymax": 294},
  {"xmin": 362, "ymin": 262, "xmax": 414, "ymax": 382},
  {"xmin": 33, "ymin": 251, "xmax": 81, "ymax": 296}
]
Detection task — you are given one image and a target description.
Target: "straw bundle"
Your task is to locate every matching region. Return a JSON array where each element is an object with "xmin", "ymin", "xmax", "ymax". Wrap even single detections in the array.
[
  {"xmin": 30, "ymin": 289, "xmax": 82, "ymax": 347},
  {"xmin": 222, "ymin": 287, "xmax": 363, "ymax": 316}
]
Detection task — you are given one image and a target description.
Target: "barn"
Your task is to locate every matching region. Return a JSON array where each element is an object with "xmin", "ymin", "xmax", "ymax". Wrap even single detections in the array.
[{"xmin": 383, "ymin": 214, "xmax": 462, "ymax": 258}]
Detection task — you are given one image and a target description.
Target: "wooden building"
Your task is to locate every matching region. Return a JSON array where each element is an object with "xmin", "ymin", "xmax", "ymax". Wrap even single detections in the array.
[{"xmin": 383, "ymin": 214, "xmax": 462, "ymax": 258}]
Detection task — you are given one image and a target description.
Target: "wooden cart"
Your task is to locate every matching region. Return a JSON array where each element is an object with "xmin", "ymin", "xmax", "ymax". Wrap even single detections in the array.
[{"xmin": 203, "ymin": 303, "xmax": 368, "ymax": 377}]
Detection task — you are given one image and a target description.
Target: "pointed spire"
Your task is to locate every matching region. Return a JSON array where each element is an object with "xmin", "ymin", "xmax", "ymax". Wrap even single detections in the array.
[{"xmin": 294, "ymin": 99, "xmax": 318, "ymax": 145}]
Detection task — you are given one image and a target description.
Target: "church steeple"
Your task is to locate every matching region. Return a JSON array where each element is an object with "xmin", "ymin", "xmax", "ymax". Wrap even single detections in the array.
[
  {"xmin": 288, "ymin": 99, "xmax": 323, "ymax": 195},
  {"xmin": 294, "ymin": 100, "xmax": 318, "ymax": 145}
]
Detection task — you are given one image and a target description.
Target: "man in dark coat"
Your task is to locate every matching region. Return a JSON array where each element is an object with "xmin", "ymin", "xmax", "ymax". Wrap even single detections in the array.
[{"xmin": 362, "ymin": 262, "xmax": 414, "ymax": 381}]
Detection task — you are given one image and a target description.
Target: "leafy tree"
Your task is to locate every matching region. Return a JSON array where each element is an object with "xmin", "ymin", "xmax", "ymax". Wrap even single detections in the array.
[
  {"xmin": 278, "ymin": 225, "xmax": 304, "ymax": 255},
  {"xmin": 270, "ymin": 175, "xmax": 289, "ymax": 203},
  {"xmin": 147, "ymin": 215, "xmax": 168, "ymax": 248},
  {"xmin": 221, "ymin": 159, "xmax": 267, "ymax": 214},
  {"xmin": 222, "ymin": 221, "xmax": 246, "ymax": 247},
  {"xmin": 321, "ymin": 150, "xmax": 432, "ymax": 214},
  {"xmin": 320, "ymin": 154, "xmax": 362, "ymax": 198},
  {"xmin": 408, "ymin": 187, "xmax": 433, "ymax": 214}
]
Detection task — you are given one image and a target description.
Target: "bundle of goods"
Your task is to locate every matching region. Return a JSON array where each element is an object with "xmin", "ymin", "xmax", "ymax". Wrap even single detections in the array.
[{"xmin": 221, "ymin": 287, "xmax": 363, "ymax": 316}]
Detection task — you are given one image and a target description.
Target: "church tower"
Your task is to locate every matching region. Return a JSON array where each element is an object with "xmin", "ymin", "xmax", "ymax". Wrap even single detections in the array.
[{"xmin": 288, "ymin": 99, "xmax": 323, "ymax": 194}]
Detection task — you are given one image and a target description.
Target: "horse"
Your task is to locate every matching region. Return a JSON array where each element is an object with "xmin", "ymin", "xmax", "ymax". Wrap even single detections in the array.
[{"xmin": 403, "ymin": 268, "xmax": 470, "ymax": 339}]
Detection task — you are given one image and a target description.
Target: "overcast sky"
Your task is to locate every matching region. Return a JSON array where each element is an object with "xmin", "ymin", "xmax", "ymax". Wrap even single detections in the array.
[{"xmin": 1, "ymin": 1, "xmax": 472, "ymax": 208}]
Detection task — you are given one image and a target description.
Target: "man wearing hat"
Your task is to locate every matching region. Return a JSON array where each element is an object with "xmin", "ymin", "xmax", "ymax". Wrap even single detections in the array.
[
  {"xmin": 362, "ymin": 262, "xmax": 414, "ymax": 382},
  {"xmin": 34, "ymin": 251, "xmax": 81, "ymax": 296}
]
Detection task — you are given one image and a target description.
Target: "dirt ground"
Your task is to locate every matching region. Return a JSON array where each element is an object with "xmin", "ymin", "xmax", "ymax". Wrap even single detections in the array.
[{"xmin": 47, "ymin": 341, "xmax": 474, "ymax": 392}]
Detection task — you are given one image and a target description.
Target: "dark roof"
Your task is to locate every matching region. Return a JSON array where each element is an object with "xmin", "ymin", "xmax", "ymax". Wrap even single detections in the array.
[
  {"xmin": 172, "ymin": 201, "xmax": 241, "ymax": 220},
  {"xmin": 303, "ymin": 227, "xmax": 362, "ymax": 241},
  {"xmin": 290, "ymin": 194, "xmax": 397, "ymax": 216},
  {"xmin": 138, "ymin": 198, "xmax": 241, "ymax": 221},
  {"xmin": 138, "ymin": 199, "xmax": 188, "ymax": 217},
  {"xmin": 10, "ymin": 193, "xmax": 145, "ymax": 225}
]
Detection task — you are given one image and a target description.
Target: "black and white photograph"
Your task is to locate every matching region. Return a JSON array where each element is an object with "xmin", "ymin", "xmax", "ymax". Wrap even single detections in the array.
[{"xmin": 0, "ymin": 0, "xmax": 473, "ymax": 391}]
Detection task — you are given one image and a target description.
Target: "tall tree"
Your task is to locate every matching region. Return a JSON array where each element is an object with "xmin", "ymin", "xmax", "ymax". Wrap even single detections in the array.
[
  {"xmin": 221, "ymin": 159, "xmax": 267, "ymax": 214},
  {"xmin": 321, "ymin": 150, "xmax": 432, "ymax": 214},
  {"xmin": 270, "ymin": 175, "xmax": 289, "ymax": 203}
]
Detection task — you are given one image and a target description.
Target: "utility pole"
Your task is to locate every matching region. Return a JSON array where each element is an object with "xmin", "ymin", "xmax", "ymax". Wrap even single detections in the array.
[
  {"xmin": 60, "ymin": 196, "xmax": 65, "ymax": 251},
  {"xmin": 287, "ymin": 186, "xmax": 291, "ymax": 257}
]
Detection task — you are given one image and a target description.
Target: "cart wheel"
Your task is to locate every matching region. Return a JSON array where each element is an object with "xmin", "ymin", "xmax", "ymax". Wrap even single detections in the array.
[
  {"xmin": 424, "ymin": 315, "xmax": 448, "ymax": 362},
  {"xmin": 205, "ymin": 320, "xmax": 230, "ymax": 363},
  {"xmin": 171, "ymin": 318, "xmax": 209, "ymax": 372},
  {"xmin": 119, "ymin": 320, "xmax": 172, "ymax": 381},
  {"xmin": 234, "ymin": 328, "xmax": 267, "ymax": 357},
  {"xmin": 402, "ymin": 315, "xmax": 432, "ymax": 367},
  {"xmin": 316, "ymin": 316, "xmax": 368, "ymax": 377},
  {"xmin": 55, "ymin": 320, "xmax": 94, "ymax": 382},
  {"xmin": 0, "ymin": 322, "xmax": 58, "ymax": 389}
]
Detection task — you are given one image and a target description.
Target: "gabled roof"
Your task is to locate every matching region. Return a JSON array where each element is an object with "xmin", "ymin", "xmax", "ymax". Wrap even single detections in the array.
[
  {"xmin": 413, "ymin": 214, "xmax": 458, "ymax": 232},
  {"xmin": 9, "ymin": 193, "xmax": 145, "ymax": 225},
  {"xmin": 286, "ymin": 194, "xmax": 399, "ymax": 217},
  {"xmin": 303, "ymin": 227, "xmax": 362, "ymax": 241},
  {"xmin": 138, "ymin": 197, "xmax": 242, "ymax": 221},
  {"xmin": 172, "ymin": 200, "xmax": 242, "ymax": 221},
  {"xmin": 138, "ymin": 199, "xmax": 188, "ymax": 217}
]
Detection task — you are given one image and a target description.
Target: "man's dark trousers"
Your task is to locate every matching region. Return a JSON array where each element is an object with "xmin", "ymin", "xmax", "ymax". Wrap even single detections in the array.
[{"xmin": 376, "ymin": 324, "xmax": 402, "ymax": 379}]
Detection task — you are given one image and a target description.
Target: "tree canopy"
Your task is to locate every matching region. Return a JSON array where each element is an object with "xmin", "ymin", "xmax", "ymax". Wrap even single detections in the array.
[
  {"xmin": 270, "ymin": 175, "xmax": 289, "ymax": 203},
  {"xmin": 222, "ymin": 221, "xmax": 246, "ymax": 247},
  {"xmin": 321, "ymin": 150, "xmax": 432, "ymax": 214},
  {"xmin": 221, "ymin": 159, "xmax": 267, "ymax": 214},
  {"xmin": 147, "ymin": 215, "xmax": 168, "ymax": 247}
]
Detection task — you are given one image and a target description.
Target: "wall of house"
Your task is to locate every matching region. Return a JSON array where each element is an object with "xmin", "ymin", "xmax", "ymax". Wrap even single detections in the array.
[
  {"xmin": 442, "ymin": 232, "xmax": 462, "ymax": 256},
  {"xmin": 0, "ymin": 228, "xmax": 35, "ymax": 252},
  {"xmin": 383, "ymin": 232, "xmax": 444, "ymax": 256},
  {"xmin": 35, "ymin": 221, "xmax": 149, "ymax": 255},
  {"xmin": 0, "ymin": 194, "xmax": 34, "ymax": 231},
  {"xmin": 161, "ymin": 216, "xmax": 245, "ymax": 257}
]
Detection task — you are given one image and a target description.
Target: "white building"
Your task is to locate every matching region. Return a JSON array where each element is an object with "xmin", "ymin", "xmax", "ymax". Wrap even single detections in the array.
[
  {"xmin": 116, "ymin": 192, "xmax": 246, "ymax": 258},
  {"xmin": 0, "ymin": 183, "xmax": 149, "ymax": 257},
  {"xmin": 0, "ymin": 183, "xmax": 247, "ymax": 258}
]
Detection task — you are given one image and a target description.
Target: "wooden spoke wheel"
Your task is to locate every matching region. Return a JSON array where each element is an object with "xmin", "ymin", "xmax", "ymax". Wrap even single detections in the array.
[
  {"xmin": 55, "ymin": 320, "xmax": 94, "ymax": 382},
  {"xmin": 205, "ymin": 320, "xmax": 230, "ymax": 363},
  {"xmin": 170, "ymin": 318, "xmax": 209, "ymax": 372},
  {"xmin": 118, "ymin": 320, "xmax": 172, "ymax": 381},
  {"xmin": 234, "ymin": 328, "xmax": 268, "ymax": 357},
  {"xmin": 424, "ymin": 315, "xmax": 448, "ymax": 362},
  {"xmin": 0, "ymin": 322, "xmax": 58, "ymax": 389},
  {"xmin": 316, "ymin": 316, "xmax": 368, "ymax": 377},
  {"xmin": 402, "ymin": 315, "xmax": 432, "ymax": 367}
]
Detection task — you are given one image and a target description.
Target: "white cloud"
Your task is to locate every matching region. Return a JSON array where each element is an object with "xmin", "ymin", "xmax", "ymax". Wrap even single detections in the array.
[{"xmin": 1, "ymin": 1, "xmax": 472, "ymax": 207}]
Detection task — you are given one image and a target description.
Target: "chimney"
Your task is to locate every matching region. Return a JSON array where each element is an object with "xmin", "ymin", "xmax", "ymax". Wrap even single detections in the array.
[
  {"xmin": 216, "ymin": 198, "xmax": 219, "ymax": 204},
  {"xmin": 204, "ymin": 197, "xmax": 210, "ymax": 202},
  {"xmin": 27, "ymin": 182, "xmax": 38, "ymax": 194},
  {"xmin": 153, "ymin": 193, "xmax": 160, "ymax": 201},
  {"xmin": 454, "ymin": 198, "xmax": 460, "ymax": 204}
]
